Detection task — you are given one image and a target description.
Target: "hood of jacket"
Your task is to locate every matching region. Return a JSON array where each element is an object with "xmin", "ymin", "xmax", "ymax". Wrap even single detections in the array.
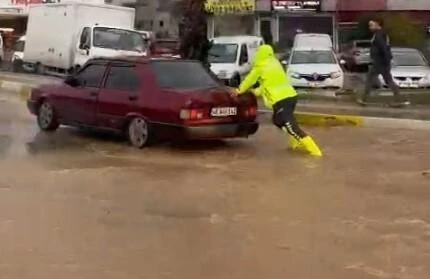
[{"xmin": 254, "ymin": 44, "xmax": 275, "ymax": 66}]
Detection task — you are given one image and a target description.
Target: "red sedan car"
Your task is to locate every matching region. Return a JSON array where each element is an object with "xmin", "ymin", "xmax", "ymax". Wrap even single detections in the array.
[{"xmin": 27, "ymin": 56, "xmax": 258, "ymax": 148}]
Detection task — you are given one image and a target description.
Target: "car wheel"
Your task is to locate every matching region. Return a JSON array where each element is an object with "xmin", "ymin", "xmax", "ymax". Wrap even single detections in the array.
[
  {"xmin": 12, "ymin": 60, "xmax": 23, "ymax": 72},
  {"xmin": 73, "ymin": 65, "xmax": 81, "ymax": 75},
  {"xmin": 230, "ymin": 75, "xmax": 241, "ymax": 87},
  {"xmin": 35, "ymin": 63, "xmax": 46, "ymax": 75},
  {"xmin": 128, "ymin": 117, "xmax": 152, "ymax": 148},
  {"xmin": 37, "ymin": 101, "xmax": 59, "ymax": 131}
]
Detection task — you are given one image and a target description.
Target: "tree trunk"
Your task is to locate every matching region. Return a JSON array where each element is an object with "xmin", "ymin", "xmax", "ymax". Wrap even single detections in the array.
[{"xmin": 179, "ymin": 0, "xmax": 211, "ymax": 68}]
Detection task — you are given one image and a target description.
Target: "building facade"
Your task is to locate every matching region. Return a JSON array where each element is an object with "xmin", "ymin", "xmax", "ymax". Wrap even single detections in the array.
[{"xmin": 322, "ymin": 0, "xmax": 430, "ymax": 25}]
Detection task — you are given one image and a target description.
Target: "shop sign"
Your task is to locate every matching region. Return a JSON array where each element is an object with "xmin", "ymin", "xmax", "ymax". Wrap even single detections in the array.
[
  {"xmin": 205, "ymin": 0, "xmax": 255, "ymax": 14},
  {"xmin": 272, "ymin": 0, "xmax": 320, "ymax": 11}
]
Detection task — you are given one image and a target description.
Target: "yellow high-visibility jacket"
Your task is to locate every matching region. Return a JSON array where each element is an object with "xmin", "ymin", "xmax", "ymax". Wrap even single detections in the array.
[{"xmin": 237, "ymin": 44, "xmax": 297, "ymax": 109}]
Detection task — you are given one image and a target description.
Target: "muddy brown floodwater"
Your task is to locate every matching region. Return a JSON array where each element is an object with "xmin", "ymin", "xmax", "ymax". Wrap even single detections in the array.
[{"xmin": 1, "ymin": 94, "xmax": 430, "ymax": 279}]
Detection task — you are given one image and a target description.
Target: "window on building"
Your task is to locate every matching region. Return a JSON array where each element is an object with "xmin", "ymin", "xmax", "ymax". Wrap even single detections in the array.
[{"xmin": 159, "ymin": 20, "xmax": 164, "ymax": 28}]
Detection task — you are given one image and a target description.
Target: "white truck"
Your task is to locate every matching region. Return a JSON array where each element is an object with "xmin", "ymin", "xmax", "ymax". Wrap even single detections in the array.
[{"xmin": 23, "ymin": 2, "xmax": 146, "ymax": 75}]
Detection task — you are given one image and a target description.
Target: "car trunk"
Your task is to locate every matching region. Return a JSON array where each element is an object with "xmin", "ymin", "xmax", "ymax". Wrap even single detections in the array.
[{"xmin": 165, "ymin": 86, "xmax": 257, "ymax": 125}]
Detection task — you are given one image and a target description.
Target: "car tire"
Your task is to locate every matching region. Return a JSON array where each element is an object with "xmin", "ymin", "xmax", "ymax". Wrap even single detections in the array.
[
  {"xmin": 35, "ymin": 63, "xmax": 45, "ymax": 75},
  {"xmin": 12, "ymin": 59, "xmax": 23, "ymax": 73},
  {"xmin": 230, "ymin": 75, "xmax": 241, "ymax": 87},
  {"xmin": 73, "ymin": 65, "xmax": 81, "ymax": 75},
  {"xmin": 127, "ymin": 117, "xmax": 152, "ymax": 148},
  {"xmin": 37, "ymin": 101, "xmax": 59, "ymax": 131}
]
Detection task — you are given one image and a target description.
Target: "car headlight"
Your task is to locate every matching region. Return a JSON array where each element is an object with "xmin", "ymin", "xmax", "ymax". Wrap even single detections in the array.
[
  {"xmin": 330, "ymin": 71, "xmax": 342, "ymax": 79},
  {"xmin": 289, "ymin": 71, "xmax": 301, "ymax": 79}
]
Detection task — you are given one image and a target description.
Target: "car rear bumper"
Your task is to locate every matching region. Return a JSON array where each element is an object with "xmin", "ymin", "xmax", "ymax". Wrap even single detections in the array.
[
  {"xmin": 27, "ymin": 100, "xmax": 38, "ymax": 115},
  {"xmin": 184, "ymin": 122, "xmax": 259, "ymax": 139}
]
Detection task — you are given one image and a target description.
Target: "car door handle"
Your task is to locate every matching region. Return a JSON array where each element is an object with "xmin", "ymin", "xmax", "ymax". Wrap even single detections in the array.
[
  {"xmin": 128, "ymin": 95, "xmax": 138, "ymax": 101},
  {"xmin": 89, "ymin": 91, "xmax": 98, "ymax": 97}
]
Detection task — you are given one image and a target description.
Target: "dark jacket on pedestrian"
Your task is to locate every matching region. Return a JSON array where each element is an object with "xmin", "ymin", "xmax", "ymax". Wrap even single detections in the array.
[{"xmin": 370, "ymin": 30, "xmax": 393, "ymax": 67}]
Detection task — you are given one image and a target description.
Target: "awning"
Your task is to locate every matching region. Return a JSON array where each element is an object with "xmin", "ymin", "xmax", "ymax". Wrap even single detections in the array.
[{"xmin": 205, "ymin": 0, "xmax": 255, "ymax": 15}]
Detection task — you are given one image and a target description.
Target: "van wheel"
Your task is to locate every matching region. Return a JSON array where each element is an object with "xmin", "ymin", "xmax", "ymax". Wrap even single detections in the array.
[
  {"xmin": 127, "ymin": 117, "xmax": 152, "ymax": 148},
  {"xmin": 230, "ymin": 75, "xmax": 241, "ymax": 87},
  {"xmin": 73, "ymin": 65, "xmax": 81, "ymax": 75},
  {"xmin": 12, "ymin": 60, "xmax": 23, "ymax": 72},
  {"xmin": 37, "ymin": 101, "xmax": 59, "ymax": 131},
  {"xmin": 35, "ymin": 63, "xmax": 45, "ymax": 75}
]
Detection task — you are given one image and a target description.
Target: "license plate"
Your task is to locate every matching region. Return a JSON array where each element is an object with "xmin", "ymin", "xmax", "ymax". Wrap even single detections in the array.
[
  {"xmin": 211, "ymin": 107, "xmax": 237, "ymax": 117},
  {"xmin": 399, "ymin": 82, "xmax": 412, "ymax": 88},
  {"xmin": 308, "ymin": 82, "xmax": 319, "ymax": 87}
]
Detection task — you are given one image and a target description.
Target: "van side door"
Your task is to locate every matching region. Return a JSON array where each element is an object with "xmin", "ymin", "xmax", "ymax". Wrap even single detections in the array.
[{"xmin": 237, "ymin": 43, "xmax": 251, "ymax": 78}]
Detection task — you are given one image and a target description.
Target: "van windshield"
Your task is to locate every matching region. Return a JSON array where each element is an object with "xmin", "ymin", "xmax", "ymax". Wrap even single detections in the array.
[
  {"xmin": 291, "ymin": 50, "xmax": 337, "ymax": 64},
  {"xmin": 208, "ymin": 43, "xmax": 238, "ymax": 63},
  {"xmin": 93, "ymin": 27, "xmax": 145, "ymax": 53},
  {"xmin": 152, "ymin": 61, "xmax": 219, "ymax": 90}
]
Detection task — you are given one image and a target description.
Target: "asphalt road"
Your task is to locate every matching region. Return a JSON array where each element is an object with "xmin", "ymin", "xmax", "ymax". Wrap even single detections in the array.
[{"xmin": 1, "ymin": 92, "xmax": 430, "ymax": 279}]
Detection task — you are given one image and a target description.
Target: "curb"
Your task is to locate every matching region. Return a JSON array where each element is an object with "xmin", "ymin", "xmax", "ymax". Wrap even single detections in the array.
[
  {"xmin": 258, "ymin": 109, "xmax": 363, "ymax": 127},
  {"xmin": 258, "ymin": 109, "xmax": 429, "ymax": 130},
  {"xmin": 0, "ymin": 79, "xmax": 33, "ymax": 101}
]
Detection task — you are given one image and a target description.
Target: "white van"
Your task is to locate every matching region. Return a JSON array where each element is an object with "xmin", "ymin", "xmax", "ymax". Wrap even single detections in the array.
[
  {"xmin": 293, "ymin": 33, "xmax": 333, "ymax": 49},
  {"xmin": 24, "ymin": 2, "xmax": 145, "ymax": 75},
  {"xmin": 209, "ymin": 35, "xmax": 264, "ymax": 86}
]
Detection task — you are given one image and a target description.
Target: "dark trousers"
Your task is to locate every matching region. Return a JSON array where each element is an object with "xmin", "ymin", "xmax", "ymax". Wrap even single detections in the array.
[
  {"xmin": 363, "ymin": 63, "xmax": 400, "ymax": 101},
  {"xmin": 272, "ymin": 96, "xmax": 307, "ymax": 140}
]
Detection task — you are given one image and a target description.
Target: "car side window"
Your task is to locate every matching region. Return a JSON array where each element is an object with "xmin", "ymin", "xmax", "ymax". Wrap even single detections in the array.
[
  {"xmin": 104, "ymin": 65, "xmax": 140, "ymax": 91},
  {"xmin": 239, "ymin": 44, "xmax": 248, "ymax": 64},
  {"xmin": 77, "ymin": 64, "xmax": 106, "ymax": 88}
]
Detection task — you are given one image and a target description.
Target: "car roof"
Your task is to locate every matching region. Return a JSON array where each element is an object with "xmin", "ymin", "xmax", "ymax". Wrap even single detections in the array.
[
  {"xmin": 87, "ymin": 55, "xmax": 196, "ymax": 64},
  {"xmin": 212, "ymin": 35, "xmax": 262, "ymax": 44},
  {"xmin": 295, "ymin": 33, "xmax": 330, "ymax": 37},
  {"xmin": 292, "ymin": 46, "xmax": 333, "ymax": 51}
]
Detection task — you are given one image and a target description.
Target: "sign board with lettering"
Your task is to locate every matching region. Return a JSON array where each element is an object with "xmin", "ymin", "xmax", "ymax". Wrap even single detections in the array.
[{"xmin": 205, "ymin": 0, "xmax": 256, "ymax": 14}]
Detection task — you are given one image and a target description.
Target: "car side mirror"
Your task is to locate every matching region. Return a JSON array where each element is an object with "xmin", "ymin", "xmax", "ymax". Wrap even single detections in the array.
[{"xmin": 65, "ymin": 76, "xmax": 81, "ymax": 87}]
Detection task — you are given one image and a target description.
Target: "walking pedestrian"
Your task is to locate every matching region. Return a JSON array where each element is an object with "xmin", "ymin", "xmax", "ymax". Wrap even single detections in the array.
[
  {"xmin": 358, "ymin": 17, "xmax": 410, "ymax": 106},
  {"xmin": 234, "ymin": 44, "xmax": 323, "ymax": 157}
]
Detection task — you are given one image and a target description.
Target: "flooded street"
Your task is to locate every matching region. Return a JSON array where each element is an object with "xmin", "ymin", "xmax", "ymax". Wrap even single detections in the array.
[{"xmin": 1, "ymin": 95, "xmax": 430, "ymax": 279}]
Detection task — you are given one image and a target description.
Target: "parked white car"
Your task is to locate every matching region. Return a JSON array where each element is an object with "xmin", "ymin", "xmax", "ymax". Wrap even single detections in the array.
[
  {"xmin": 287, "ymin": 46, "xmax": 344, "ymax": 89},
  {"xmin": 378, "ymin": 47, "xmax": 430, "ymax": 89},
  {"xmin": 293, "ymin": 33, "xmax": 333, "ymax": 49},
  {"xmin": 208, "ymin": 35, "xmax": 264, "ymax": 87}
]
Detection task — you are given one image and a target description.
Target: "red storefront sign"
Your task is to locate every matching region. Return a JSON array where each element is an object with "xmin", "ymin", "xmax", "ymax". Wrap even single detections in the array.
[{"xmin": 11, "ymin": 0, "xmax": 43, "ymax": 5}]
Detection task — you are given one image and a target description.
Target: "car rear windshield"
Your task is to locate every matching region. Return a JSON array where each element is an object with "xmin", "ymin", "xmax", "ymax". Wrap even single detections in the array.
[
  {"xmin": 290, "ymin": 50, "xmax": 337, "ymax": 64},
  {"xmin": 152, "ymin": 61, "xmax": 219, "ymax": 90}
]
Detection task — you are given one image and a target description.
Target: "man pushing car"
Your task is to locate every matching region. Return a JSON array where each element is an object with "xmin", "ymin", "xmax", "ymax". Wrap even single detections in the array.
[{"xmin": 234, "ymin": 44, "xmax": 323, "ymax": 157}]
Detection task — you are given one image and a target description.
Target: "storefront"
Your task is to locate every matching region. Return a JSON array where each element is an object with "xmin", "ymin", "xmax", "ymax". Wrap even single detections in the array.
[
  {"xmin": 205, "ymin": 0, "xmax": 334, "ymax": 49},
  {"xmin": 205, "ymin": 0, "xmax": 260, "ymax": 38}
]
